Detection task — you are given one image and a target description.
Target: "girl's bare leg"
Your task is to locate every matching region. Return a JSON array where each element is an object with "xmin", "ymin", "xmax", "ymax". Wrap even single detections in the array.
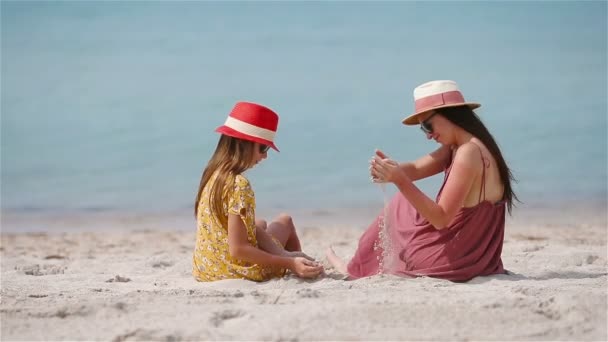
[
  {"xmin": 255, "ymin": 219, "xmax": 267, "ymax": 231},
  {"xmin": 265, "ymin": 214, "xmax": 302, "ymax": 252},
  {"xmin": 325, "ymin": 246, "xmax": 348, "ymax": 276}
]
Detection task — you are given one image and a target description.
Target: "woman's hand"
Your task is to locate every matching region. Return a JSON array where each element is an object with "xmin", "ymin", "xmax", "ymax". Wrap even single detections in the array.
[
  {"xmin": 289, "ymin": 257, "xmax": 324, "ymax": 279},
  {"xmin": 370, "ymin": 163, "xmax": 388, "ymax": 183},
  {"xmin": 370, "ymin": 149, "xmax": 406, "ymax": 184}
]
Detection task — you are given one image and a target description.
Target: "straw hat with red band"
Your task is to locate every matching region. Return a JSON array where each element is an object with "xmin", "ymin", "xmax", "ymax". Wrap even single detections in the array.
[
  {"xmin": 215, "ymin": 101, "xmax": 280, "ymax": 151},
  {"xmin": 402, "ymin": 80, "xmax": 480, "ymax": 125}
]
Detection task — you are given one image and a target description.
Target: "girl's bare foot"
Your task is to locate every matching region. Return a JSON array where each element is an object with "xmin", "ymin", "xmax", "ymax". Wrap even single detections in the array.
[{"xmin": 325, "ymin": 246, "xmax": 348, "ymax": 276}]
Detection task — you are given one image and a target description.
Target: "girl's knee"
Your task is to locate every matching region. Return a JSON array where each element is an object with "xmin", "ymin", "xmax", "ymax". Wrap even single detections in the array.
[
  {"xmin": 255, "ymin": 219, "xmax": 268, "ymax": 230},
  {"xmin": 276, "ymin": 213, "xmax": 294, "ymax": 226}
]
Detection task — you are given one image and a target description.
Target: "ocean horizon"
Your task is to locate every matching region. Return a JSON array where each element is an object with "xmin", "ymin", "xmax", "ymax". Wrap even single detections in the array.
[{"xmin": 2, "ymin": 2, "xmax": 606, "ymax": 232}]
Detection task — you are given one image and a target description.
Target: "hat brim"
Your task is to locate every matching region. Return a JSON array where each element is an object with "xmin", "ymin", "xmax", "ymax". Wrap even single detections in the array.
[
  {"xmin": 402, "ymin": 103, "xmax": 481, "ymax": 126},
  {"xmin": 215, "ymin": 125, "xmax": 279, "ymax": 152}
]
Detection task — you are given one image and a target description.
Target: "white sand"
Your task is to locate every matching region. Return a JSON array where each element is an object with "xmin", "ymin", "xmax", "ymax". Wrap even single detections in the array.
[{"xmin": 1, "ymin": 215, "xmax": 606, "ymax": 341}]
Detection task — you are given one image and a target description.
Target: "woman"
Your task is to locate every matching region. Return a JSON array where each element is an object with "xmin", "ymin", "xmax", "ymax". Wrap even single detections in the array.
[{"xmin": 327, "ymin": 80, "xmax": 517, "ymax": 282}]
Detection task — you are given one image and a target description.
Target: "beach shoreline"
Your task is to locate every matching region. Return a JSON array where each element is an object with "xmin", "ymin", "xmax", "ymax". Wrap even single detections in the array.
[{"xmin": 1, "ymin": 196, "xmax": 606, "ymax": 233}]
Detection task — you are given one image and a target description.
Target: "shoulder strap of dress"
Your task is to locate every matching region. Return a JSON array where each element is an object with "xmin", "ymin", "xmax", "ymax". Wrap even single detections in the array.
[{"xmin": 474, "ymin": 144, "xmax": 487, "ymax": 203}]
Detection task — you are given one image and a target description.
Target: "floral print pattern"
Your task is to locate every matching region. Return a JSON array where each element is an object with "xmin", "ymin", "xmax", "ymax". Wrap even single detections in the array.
[{"xmin": 192, "ymin": 172, "xmax": 285, "ymax": 282}]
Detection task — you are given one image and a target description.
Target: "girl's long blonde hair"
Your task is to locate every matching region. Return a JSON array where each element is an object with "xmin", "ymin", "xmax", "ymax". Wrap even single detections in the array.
[{"xmin": 194, "ymin": 135, "xmax": 255, "ymax": 226}]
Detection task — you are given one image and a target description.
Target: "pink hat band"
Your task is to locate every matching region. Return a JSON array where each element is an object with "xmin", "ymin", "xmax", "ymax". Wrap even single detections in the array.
[
  {"xmin": 414, "ymin": 90, "xmax": 465, "ymax": 114},
  {"xmin": 402, "ymin": 80, "xmax": 480, "ymax": 125}
]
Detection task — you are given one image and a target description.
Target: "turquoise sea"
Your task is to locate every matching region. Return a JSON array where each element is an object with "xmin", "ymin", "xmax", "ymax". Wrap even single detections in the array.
[{"xmin": 2, "ymin": 2, "xmax": 606, "ymax": 231}]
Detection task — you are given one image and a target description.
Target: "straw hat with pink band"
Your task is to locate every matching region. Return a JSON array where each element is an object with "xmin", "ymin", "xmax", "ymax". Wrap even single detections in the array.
[
  {"xmin": 402, "ymin": 80, "xmax": 481, "ymax": 125},
  {"xmin": 215, "ymin": 101, "xmax": 280, "ymax": 152}
]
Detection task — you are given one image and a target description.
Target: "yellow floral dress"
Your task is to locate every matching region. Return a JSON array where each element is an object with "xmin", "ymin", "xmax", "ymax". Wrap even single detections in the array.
[{"xmin": 192, "ymin": 171, "xmax": 285, "ymax": 282}]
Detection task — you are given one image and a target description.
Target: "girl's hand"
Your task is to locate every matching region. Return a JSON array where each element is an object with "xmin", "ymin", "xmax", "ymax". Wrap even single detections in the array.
[
  {"xmin": 370, "ymin": 149, "xmax": 405, "ymax": 184},
  {"xmin": 290, "ymin": 257, "xmax": 323, "ymax": 278},
  {"xmin": 284, "ymin": 250, "xmax": 316, "ymax": 262}
]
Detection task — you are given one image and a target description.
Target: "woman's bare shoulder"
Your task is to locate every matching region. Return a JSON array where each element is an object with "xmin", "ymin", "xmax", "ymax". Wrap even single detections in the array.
[{"xmin": 452, "ymin": 142, "xmax": 483, "ymax": 169}]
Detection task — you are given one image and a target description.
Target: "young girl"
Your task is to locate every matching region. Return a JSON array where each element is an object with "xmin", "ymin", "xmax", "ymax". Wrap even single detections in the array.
[
  {"xmin": 327, "ymin": 80, "xmax": 518, "ymax": 282},
  {"xmin": 193, "ymin": 101, "xmax": 323, "ymax": 282}
]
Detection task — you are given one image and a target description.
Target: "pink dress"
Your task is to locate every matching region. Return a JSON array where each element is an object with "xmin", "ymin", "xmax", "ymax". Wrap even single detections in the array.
[{"xmin": 347, "ymin": 154, "xmax": 506, "ymax": 282}]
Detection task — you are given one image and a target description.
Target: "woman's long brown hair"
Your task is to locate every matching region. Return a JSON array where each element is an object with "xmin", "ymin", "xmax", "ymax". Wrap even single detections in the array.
[
  {"xmin": 437, "ymin": 106, "xmax": 519, "ymax": 214},
  {"xmin": 194, "ymin": 135, "xmax": 255, "ymax": 225}
]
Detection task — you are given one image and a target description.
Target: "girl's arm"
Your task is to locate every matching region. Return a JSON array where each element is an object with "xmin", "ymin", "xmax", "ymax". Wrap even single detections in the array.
[
  {"xmin": 255, "ymin": 224, "xmax": 315, "ymax": 260},
  {"xmin": 372, "ymin": 143, "xmax": 480, "ymax": 229},
  {"xmin": 227, "ymin": 214, "xmax": 322, "ymax": 278},
  {"xmin": 254, "ymin": 223, "xmax": 288, "ymax": 256},
  {"xmin": 228, "ymin": 214, "xmax": 291, "ymax": 267}
]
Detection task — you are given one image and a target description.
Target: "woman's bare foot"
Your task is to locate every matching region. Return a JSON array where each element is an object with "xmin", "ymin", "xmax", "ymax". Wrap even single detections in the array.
[{"xmin": 325, "ymin": 246, "xmax": 348, "ymax": 276}]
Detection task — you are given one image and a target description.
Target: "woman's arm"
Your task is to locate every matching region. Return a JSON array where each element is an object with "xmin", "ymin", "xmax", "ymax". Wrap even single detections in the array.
[
  {"xmin": 373, "ymin": 146, "xmax": 451, "ymax": 182},
  {"xmin": 399, "ymin": 145, "xmax": 452, "ymax": 181},
  {"xmin": 372, "ymin": 143, "xmax": 480, "ymax": 229}
]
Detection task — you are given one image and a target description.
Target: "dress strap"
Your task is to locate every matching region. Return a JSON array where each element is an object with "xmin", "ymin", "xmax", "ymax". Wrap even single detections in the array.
[{"xmin": 476, "ymin": 145, "xmax": 487, "ymax": 203}]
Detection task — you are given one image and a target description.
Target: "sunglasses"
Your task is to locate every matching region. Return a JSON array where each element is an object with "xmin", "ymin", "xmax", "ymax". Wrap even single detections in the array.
[
  {"xmin": 259, "ymin": 144, "xmax": 270, "ymax": 154},
  {"xmin": 420, "ymin": 112, "xmax": 438, "ymax": 134}
]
